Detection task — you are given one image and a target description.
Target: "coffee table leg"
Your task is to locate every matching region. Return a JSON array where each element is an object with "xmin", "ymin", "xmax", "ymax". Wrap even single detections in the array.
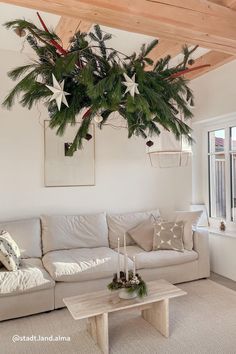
[
  {"xmin": 87, "ymin": 312, "xmax": 109, "ymax": 353},
  {"xmin": 142, "ymin": 299, "xmax": 169, "ymax": 337}
]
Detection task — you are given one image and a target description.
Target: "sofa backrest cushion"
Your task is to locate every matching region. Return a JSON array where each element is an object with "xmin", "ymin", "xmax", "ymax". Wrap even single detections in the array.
[
  {"xmin": 175, "ymin": 210, "xmax": 203, "ymax": 251},
  {"xmin": 0, "ymin": 218, "xmax": 41, "ymax": 258},
  {"xmin": 107, "ymin": 209, "xmax": 160, "ymax": 249},
  {"xmin": 41, "ymin": 213, "xmax": 109, "ymax": 254}
]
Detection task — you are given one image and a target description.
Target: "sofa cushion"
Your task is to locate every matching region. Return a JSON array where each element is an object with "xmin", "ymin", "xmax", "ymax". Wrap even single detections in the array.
[
  {"xmin": 107, "ymin": 209, "xmax": 160, "ymax": 249},
  {"xmin": 41, "ymin": 213, "xmax": 108, "ymax": 254},
  {"xmin": 127, "ymin": 218, "xmax": 155, "ymax": 252},
  {"xmin": 117, "ymin": 245, "xmax": 198, "ymax": 270},
  {"xmin": 175, "ymin": 211, "xmax": 202, "ymax": 251},
  {"xmin": 115, "ymin": 245, "xmax": 144, "ymax": 258},
  {"xmin": 0, "ymin": 231, "xmax": 21, "ymax": 271},
  {"xmin": 0, "ymin": 218, "xmax": 41, "ymax": 258},
  {"xmin": 0, "ymin": 258, "xmax": 54, "ymax": 297},
  {"xmin": 43, "ymin": 247, "xmax": 133, "ymax": 282},
  {"xmin": 153, "ymin": 221, "xmax": 184, "ymax": 252}
]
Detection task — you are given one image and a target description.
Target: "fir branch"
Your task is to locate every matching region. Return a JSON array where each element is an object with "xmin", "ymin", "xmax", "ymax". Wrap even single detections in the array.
[{"xmin": 2, "ymin": 19, "xmax": 203, "ymax": 152}]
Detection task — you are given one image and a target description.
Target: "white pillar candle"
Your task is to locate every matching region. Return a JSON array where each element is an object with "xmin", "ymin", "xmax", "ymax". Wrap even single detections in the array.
[
  {"xmin": 133, "ymin": 256, "xmax": 136, "ymax": 277},
  {"xmin": 125, "ymin": 253, "xmax": 129, "ymax": 282},
  {"xmin": 117, "ymin": 237, "xmax": 120, "ymax": 281}
]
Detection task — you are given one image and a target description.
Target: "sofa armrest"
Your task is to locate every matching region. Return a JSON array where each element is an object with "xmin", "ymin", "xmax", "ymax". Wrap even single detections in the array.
[
  {"xmin": 193, "ymin": 228, "xmax": 209, "ymax": 253},
  {"xmin": 193, "ymin": 228, "xmax": 210, "ymax": 278}
]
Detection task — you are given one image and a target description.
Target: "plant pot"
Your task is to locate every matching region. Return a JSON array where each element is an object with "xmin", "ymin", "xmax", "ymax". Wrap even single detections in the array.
[{"xmin": 119, "ymin": 288, "xmax": 137, "ymax": 300}]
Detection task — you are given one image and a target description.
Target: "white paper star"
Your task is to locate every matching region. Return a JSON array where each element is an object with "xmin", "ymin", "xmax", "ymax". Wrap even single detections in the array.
[
  {"xmin": 46, "ymin": 74, "xmax": 70, "ymax": 111},
  {"xmin": 122, "ymin": 73, "xmax": 139, "ymax": 97}
]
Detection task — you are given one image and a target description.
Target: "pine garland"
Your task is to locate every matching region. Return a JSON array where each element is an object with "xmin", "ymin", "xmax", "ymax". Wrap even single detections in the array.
[
  {"xmin": 2, "ymin": 14, "xmax": 209, "ymax": 155},
  {"xmin": 108, "ymin": 271, "xmax": 148, "ymax": 298}
]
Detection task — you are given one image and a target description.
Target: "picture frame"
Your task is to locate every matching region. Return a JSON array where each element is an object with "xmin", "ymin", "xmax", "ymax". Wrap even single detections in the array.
[{"xmin": 44, "ymin": 121, "xmax": 95, "ymax": 187}]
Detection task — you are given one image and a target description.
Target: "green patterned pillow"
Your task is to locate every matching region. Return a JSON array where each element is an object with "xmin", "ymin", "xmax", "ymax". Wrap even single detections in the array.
[
  {"xmin": 153, "ymin": 221, "xmax": 184, "ymax": 252},
  {"xmin": 0, "ymin": 231, "xmax": 21, "ymax": 271}
]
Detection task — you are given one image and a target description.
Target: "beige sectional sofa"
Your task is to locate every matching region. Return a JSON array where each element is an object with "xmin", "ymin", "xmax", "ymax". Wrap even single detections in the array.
[{"xmin": 0, "ymin": 210, "xmax": 210, "ymax": 321}]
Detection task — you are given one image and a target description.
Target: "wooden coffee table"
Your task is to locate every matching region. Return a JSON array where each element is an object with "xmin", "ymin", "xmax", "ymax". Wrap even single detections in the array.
[{"xmin": 63, "ymin": 279, "xmax": 186, "ymax": 354}]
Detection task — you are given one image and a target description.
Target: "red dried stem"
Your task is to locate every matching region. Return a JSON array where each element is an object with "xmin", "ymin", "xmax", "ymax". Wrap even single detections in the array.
[
  {"xmin": 36, "ymin": 12, "xmax": 67, "ymax": 56},
  {"xmin": 170, "ymin": 64, "xmax": 211, "ymax": 79}
]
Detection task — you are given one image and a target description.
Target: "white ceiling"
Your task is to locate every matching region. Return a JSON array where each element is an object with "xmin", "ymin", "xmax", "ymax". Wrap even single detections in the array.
[{"xmin": 0, "ymin": 3, "xmax": 209, "ymax": 63}]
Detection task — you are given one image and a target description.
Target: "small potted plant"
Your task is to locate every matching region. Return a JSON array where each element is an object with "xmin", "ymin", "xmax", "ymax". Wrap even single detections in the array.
[{"xmin": 108, "ymin": 271, "xmax": 147, "ymax": 299}]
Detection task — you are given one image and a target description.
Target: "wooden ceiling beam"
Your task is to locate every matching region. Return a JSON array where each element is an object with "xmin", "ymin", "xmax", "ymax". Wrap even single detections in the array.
[
  {"xmin": 185, "ymin": 51, "xmax": 234, "ymax": 79},
  {"xmin": 149, "ymin": 39, "xmax": 183, "ymax": 62},
  {"xmin": 183, "ymin": 0, "xmax": 236, "ymax": 79},
  {"xmin": 214, "ymin": 0, "xmax": 236, "ymax": 9},
  {"xmin": 145, "ymin": 39, "xmax": 183, "ymax": 70},
  {"xmin": 55, "ymin": 17, "xmax": 92, "ymax": 49},
  {"xmin": 3, "ymin": 0, "xmax": 236, "ymax": 54}
]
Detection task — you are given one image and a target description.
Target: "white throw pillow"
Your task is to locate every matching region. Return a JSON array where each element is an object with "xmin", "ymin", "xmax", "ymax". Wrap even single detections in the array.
[
  {"xmin": 175, "ymin": 211, "xmax": 202, "ymax": 250},
  {"xmin": 0, "ymin": 231, "xmax": 21, "ymax": 271},
  {"xmin": 107, "ymin": 209, "xmax": 160, "ymax": 249}
]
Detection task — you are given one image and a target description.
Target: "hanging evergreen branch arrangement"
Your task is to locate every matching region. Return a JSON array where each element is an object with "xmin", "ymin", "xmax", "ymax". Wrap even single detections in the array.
[{"xmin": 2, "ymin": 13, "xmax": 210, "ymax": 155}]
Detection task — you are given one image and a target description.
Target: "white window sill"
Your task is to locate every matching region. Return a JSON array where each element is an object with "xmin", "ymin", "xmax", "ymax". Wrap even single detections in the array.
[{"xmin": 208, "ymin": 227, "xmax": 236, "ymax": 239}]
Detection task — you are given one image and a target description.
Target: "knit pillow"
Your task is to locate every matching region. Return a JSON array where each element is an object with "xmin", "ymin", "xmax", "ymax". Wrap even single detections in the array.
[
  {"xmin": 0, "ymin": 231, "xmax": 21, "ymax": 271},
  {"xmin": 153, "ymin": 221, "xmax": 184, "ymax": 252}
]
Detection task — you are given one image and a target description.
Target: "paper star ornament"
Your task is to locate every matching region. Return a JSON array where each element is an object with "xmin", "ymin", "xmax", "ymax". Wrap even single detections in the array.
[
  {"xmin": 122, "ymin": 73, "xmax": 139, "ymax": 97},
  {"xmin": 46, "ymin": 74, "xmax": 70, "ymax": 111}
]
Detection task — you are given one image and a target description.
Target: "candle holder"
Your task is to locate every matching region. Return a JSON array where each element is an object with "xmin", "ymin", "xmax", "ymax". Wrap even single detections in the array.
[{"xmin": 107, "ymin": 271, "xmax": 147, "ymax": 299}]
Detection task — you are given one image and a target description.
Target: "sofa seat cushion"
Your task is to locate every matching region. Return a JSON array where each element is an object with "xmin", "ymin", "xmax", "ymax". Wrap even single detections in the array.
[
  {"xmin": 43, "ymin": 247, "xmax": 133, "ymax": 282},
  {"xmin": 117, "ymin": 246, "xmax": 198, "ymax": 270},
  {"xmin": 0, "ymin": 258, "xmax": 55, "ymax": 297}
]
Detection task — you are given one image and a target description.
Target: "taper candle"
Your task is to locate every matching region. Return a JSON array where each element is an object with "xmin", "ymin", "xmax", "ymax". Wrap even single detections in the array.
[
  {"xmin": 123, "ymin": 233, "xmax": 127, "ymax": 255},
  {"xmin": 125, "ymin": 253, "xmax": 129, "ymax": 281},
  {"xmin": 133, "ymin": 256, "xmax": 136, "ymax": 276},
  {"xmin": 117, "ymin": 237, "xmax": 120, "ymax": 281}
]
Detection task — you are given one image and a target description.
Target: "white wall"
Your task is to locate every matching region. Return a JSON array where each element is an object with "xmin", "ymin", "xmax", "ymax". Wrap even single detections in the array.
[
  {"xmin": 0, "ymin": 50, "xmax": 192, "ymax": 221},
  {"xmin": 190, "ymin": 60, "xmax": 236, "ymax": 281},
  {"xmin": 190, "ymin": 59, "xmax": 236, "ymax": 210},
  {"xmin": 209, "ymin": 233, "xmax": 236, "ymax": 282},
  {"xmin": 191, "ymin": 59, "xmax": 236, "ymax": 122}
]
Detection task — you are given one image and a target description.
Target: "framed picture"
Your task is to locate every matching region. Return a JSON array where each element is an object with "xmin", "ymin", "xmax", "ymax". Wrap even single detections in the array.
[{"xmin": 44, "ymin": 121, "xmax": 95, "ymax": 187}]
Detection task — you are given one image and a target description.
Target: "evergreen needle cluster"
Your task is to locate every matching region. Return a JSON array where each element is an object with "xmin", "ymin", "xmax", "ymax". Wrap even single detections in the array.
[{"xmin": 2, "ymin": 19, "xmax": 196, "ymax": 154}]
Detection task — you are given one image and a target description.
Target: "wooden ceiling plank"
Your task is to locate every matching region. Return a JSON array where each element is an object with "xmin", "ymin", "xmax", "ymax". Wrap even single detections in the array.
[
  {"xmin": 146, "ymin": 39, "xmax": 183, "ymax": 70},
  {"xmin": 2, "ymin": 0, "xmax": 236, "ymax": 54},
  {"xmin": 183, "ymin": 0, "xmax": 236, "ymax": 79},
  {"xmin": 55, "ymin": 16, "xmax": 92, "ymax": 49},
  {"xmin": 210, "ymin": 0, "xmax": 236, "ymax": 9},
  {"xmin": 185, "ymin": 51, "xmax": 234, "ymax": 79},
  {"xmin": 149, "ymin": 40, "xmax": 182, "ymax": 62}
]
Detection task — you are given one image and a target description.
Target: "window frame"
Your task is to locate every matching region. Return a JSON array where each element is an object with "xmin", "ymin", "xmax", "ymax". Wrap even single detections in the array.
[
  {"xmin": 204, "ymin": 118, "xmax": 236, "ymax": 228},
  {"xmin": 207, "ymin": 128, "xmax": 229, "ymax": 221},
  {"xmin": 207, "ymin": 128, "xmax": 226, "ymax": 219},
  {"xmin": 230, "ymin": 127, "xmax": 236, "ymax": 223},
  {"xmin": 192, "ymin": 112, "xmax": 236, "ymax": 232}
]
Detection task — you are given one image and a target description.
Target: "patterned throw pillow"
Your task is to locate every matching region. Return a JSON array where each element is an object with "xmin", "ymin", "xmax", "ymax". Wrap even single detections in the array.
[
  {"xmin": 153, "ymin": 221, "xmax": 184, "ymax": 252},
  {"xmin": 0, "ymin": 231, "xmax": 21, "ymax": 271}
]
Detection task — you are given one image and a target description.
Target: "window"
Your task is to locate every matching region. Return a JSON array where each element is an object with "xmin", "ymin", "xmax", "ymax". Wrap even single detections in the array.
[
  {"xmin": 208, "ymin": 126, "xmax": 236, "ymax": 222},
  {"xmin": 230, "ymin": 127, "xmax": 236, "ymax": 222},
  {"xmin": 208, "ymin": 129, "xmax": 226, "ymax": 219}
]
